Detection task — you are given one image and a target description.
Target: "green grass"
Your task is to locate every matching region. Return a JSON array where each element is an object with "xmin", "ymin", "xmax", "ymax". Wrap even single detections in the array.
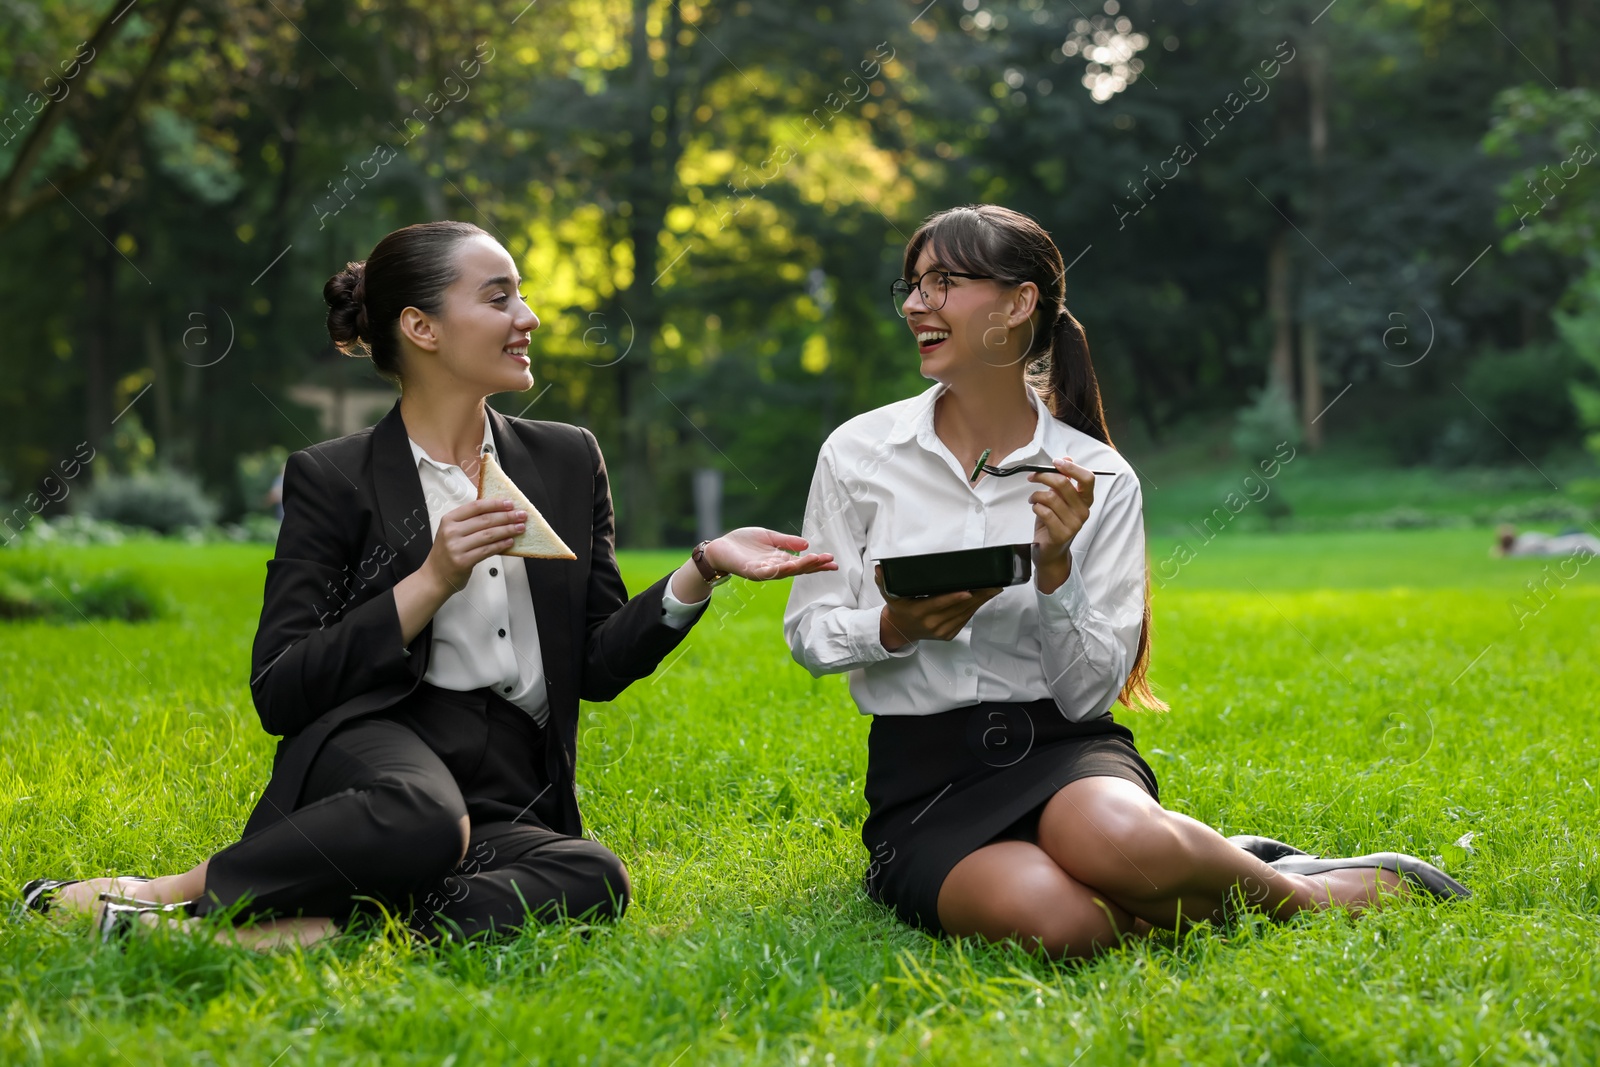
[
  {"xmin": 1133, "ymin": 434, "xmax": 1600, "ymax": 534},
  {"xmin": 2, "ymin": 530, "xmax": 1599, "ymax": 1065}
]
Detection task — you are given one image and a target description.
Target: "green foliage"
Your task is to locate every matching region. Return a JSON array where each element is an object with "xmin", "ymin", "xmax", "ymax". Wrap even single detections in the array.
[
  {"xmin": 0, "ymin": 556, "xmax": 165, "ymax": 621},
  {"xmin": 1432, "ymin": 343, "xmax": 1584, "ymax": 467},
  {"xmin": 4, "ymin": 0, "xmax": 1600, "ymax": 545},
  {"xmin": 234, "ymin": 447, "xmax": 288, "ymax": 516},
  {"xmin": 1139, "ymin": 434, "xmax": 1597, "ymax": 536},
  {"xmin": 1230, "ymin": 381, "xmax": 1301, "ymax": 465},
  {"xmin": 1484, "ymin": 85, "xmax": 1600, "ymax": 257},
  {"xmin": 7, "ymin": 513, "xmax": 143, "ymax": 547},
  {"xmin": 1485, "ymin": 85, "xmax": 1600, "ymax": 467},
  {"xmin": 103, "ymin": 409, "xmax": 158, "ymax": 477},
  {"xmin": 144, "ymin": 106, "xmax": 244, "ymax": 204},
  {"xmin": 1555, "ymin": 261, "xmax": 1600, "ymax": 462},
  {"xmin": 80, "ymin": 465, "xmax": 220, "ymax": 534}
]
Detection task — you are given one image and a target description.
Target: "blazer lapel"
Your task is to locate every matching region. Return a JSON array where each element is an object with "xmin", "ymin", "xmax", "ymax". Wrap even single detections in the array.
[
  {"xmin": 488, "ymin": 406, "xmax": 580, "ymax": 707},
  {"xmin": 371, "ymin": 398, "xmax": 435, "ymax": 583}
]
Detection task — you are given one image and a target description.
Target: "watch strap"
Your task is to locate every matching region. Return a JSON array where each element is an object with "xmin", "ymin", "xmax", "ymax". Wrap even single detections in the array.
[{"xmin": 692, "ymin": 539, "xmax": 731, "ymax": 584}]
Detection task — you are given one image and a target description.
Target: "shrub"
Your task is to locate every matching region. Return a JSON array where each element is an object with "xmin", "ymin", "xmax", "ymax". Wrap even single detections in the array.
[
  {"xmin": 1232, "ymin": 382, "xmax": 1302, "ymax": 465},
  {"xmin": 236, "ymin": 446, "xmax": 288, "ymax": 516},
  {"xmin": 1431, "ymin": 343, "xmax": 1584, "ymax": 466},
  {"xmin": 0, "ymin": 560, "xmax": 166, "ymax": 622},
  {"xmin": 1554, "ymin": 261, "xmax": 1600, "ymax": 464},
  {"xmin": 1489, "ymin": 496, "xmax": 1596, "ymax": 526},
  {"xmin": 238, "ymin": 513, "xmax": 282, "ymax": 542},
  {"xmin": 7, "ymin": 513, "xmax": 143, "ymax": 548},
  {"xmin": 80, "ymin": 466, "xmax": 219, "ymax": 534}
]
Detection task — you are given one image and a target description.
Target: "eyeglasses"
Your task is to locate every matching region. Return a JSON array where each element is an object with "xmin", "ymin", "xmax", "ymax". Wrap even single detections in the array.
[{"xmin": 890, "ymin": 270, "xmax": 992, "ymax": 318}]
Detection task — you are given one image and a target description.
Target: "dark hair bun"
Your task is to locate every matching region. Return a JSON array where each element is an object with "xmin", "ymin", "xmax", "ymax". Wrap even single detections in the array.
[
  {"xmin": 323, "ymin": 222, "xmax": 488, "ymax": 385},
  {"xmin": 323, "ymin": 261, "xmax": 370, "ymax": 353}
]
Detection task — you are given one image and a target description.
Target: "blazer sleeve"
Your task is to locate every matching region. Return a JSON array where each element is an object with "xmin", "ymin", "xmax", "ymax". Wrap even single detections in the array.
[
  {"xmin": 248, "ymin": 448, "xmax": 417, "ymax": 737},
  {"xmin": 575, "ymin": 426, "xmax": 708, "ymax": 701}
]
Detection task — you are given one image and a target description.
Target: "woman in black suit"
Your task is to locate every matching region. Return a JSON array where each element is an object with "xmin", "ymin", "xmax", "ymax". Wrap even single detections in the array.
[{"xmin": 28, "ymin": 221, "xmax": 834, "ymax": 948}]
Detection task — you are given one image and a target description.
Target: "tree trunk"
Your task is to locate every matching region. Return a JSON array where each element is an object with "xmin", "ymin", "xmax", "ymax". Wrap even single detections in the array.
[
  {"xmin": 613, "ymin": 0, "xmax": 689, "ymax": 547},
  {"xmin": 615, "ymin": 0, "xmax": 663, "ymax": 548},
  {"xmin": 1298, "ymin": 321, "xmax": 1323, "ymax": 448},
  {"xmin": 1551, "ymin": 0, "xmax": 1575, "ymax": 87},
  {"xmin": 145, "ymin": 312, "xmax": 174, "ymax": 459},
  {"xmin": 1122, "ymin": 343, "xmax": 1166, "ymax": 443},
  {"xmin": 1267, "ymin": 228, "xmax": 1295, "ymax": 398},
  {"xmin": 1300, "ymin": 39, "xmax": 1329, "ymax": 449},
  {"xmin": 83, "ymin": 232, "xmax": 112, "ymax": 480}
]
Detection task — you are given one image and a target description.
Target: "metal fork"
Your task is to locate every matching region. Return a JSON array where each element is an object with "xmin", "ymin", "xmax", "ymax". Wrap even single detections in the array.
[{"xmin": 968, "ymin": 448, "xmax": 1118, "ymax": 485}]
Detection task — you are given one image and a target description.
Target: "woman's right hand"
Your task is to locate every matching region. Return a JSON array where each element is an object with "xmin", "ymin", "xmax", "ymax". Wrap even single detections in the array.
[
  {"xmin": 874, "ymin": 565, "xmax": 1002, "ymax": 651},
  {"xmin": 424, "ymin": 498, "xmax": 527, "ymax": 592}
]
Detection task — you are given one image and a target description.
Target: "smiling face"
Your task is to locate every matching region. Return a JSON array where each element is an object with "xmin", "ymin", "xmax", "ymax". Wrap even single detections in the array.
[
  {"xmin": 399, "ymin": 234, "xmax": 540, "ymax": 395},
  {"xmin": 902, "ymin": 242, "xmax": 1038, "ymax": 385}
]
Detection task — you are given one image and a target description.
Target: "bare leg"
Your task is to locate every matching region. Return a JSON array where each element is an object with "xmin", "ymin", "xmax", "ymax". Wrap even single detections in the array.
[
  {"xmin": 1036, "ymin": 777, "xmax": 1404, "ymax": 930},
  {"xmin": 47, "ymin": 858, "xmax": 212, "ymax": 915},
  {"xmin": 47, "ymin": 859, "xmax": 344, "ymax": 950},
  {"xmin": 207, "ymin": 915, "xmax": 340, "ymax": 950},
  {"xmin": 936, "ymin": 839, "xmax": 1148, "ymax": 959},
  {"xmin": 118, "ymin": 911, "xmax": 340, "ymax": 951}
]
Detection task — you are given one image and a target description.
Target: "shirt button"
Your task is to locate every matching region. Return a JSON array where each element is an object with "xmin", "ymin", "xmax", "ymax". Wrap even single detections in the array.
[
  {"xmin": 489, "ymin": 567, "xmax": 498, "ymax": 577},
  {"xmin": 503, "ymin": 686, "xmax": 513, "ymax": 694},
  {"xmin": 498, "ymin": 628, "xmax": 506, "ymax": 638},
  {"xmin": 965, "ymin": 667, "xmax": 975, "ymax": 677}
]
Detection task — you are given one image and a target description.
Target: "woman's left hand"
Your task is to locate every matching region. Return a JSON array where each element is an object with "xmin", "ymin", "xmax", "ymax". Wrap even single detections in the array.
[
  {"xmin": 1027, "ymin": 457, "xmax": 1094, "ymax": 595},
  {"xmin": 705, "ymin": 527, "xmax": 838, "ymax": 582}
]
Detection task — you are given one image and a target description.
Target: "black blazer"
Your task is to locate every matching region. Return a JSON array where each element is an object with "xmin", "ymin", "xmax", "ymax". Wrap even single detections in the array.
[{"xmin": 238, "ymin": 398, "xmax": 706, "ymax": 840}]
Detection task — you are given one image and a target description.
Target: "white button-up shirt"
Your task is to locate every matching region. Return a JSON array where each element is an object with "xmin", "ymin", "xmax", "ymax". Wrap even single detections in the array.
[
  {"xmin": 408, "ymin": 411, "xmax": 705, "ymax": 725},
  {"xmin": 783, "ymin": 383, "xmax": 1146, "ymax": 721}
]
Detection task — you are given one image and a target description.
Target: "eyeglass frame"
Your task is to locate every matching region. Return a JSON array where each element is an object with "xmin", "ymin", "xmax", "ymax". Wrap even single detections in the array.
[{"xmin": 890, "ymin": 269, "xmax": 995, "ymax": 318}]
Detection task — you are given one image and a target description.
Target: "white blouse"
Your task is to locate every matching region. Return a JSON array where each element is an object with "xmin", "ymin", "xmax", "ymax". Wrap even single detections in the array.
[
  {"xmin": 409, "ymin": 411, "xmax": 704, "ymax": 725},
  {"xmin": 783, "ymin": 383, "xmax": 1146, "ymax": 721}
]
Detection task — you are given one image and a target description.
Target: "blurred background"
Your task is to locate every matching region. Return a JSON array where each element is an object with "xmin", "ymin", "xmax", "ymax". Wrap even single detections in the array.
[{"xmin": 2, "ymin": 0, "xmax": 1598, "ymax": 550}]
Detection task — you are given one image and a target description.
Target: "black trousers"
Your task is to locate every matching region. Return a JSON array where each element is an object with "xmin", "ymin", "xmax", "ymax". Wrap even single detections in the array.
[{"xmin": 191, "ymin": 682, "xmax": 628, "ymax": 942}]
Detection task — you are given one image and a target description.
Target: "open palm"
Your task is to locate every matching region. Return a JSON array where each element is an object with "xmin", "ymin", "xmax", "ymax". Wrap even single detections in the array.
[{"xmin": 706, "ymin": 528, "xmax": 837, "ymax": 582}]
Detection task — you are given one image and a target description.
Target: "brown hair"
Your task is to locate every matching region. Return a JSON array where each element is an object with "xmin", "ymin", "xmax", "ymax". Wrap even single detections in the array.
[
  {"xmin": 902, "ymin": 204, "xmax": 1166, "ymax": 712},
  {"xmin": 323, "ymin": 220, "xmax": 489, "ymax": 386}
]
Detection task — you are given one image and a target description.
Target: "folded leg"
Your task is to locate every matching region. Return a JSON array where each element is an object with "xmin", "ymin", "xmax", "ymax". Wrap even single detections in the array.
[
  {"xmin": 408, "ymin": 819, "xmax": 630, "ymax": 943},
  {"xmin": 194, "ymin": 716, "xmax": 471, "ymax": 926}
]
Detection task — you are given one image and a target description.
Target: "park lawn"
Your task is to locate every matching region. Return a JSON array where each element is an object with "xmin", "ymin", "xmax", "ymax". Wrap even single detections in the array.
[
  {"xmin": 1134, "ymin": 437, "xmax": 1597, "ymax": 535},
  {"xmin": 1, "ymin": 528, "xmax": 1598, "ymax": 1065}
]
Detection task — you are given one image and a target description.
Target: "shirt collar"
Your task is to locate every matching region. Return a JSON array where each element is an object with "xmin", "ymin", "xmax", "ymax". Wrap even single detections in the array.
[
  {"xmin": 886, "ymin": 382, "xmax": 1054, "ymax": 464},
  {"xmin": 407, "ymin": 408, "xmax": 496, "ymax": 473}
]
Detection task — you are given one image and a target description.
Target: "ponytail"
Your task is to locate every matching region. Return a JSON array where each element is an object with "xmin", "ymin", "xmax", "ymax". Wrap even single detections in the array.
[
  {"xmin": 1029, "ymin": 306, "xmax": 1166, "ymax": 713},
  {"xmin": 1036, "ymin": 308, "xmax": 1108, "ymax": 444}
]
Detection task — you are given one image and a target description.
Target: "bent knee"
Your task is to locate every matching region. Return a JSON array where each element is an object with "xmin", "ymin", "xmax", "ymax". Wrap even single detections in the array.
[
  {"xmin": 564, "ymin": 841, "xmax": 630, "ymax": 921},
  {"xmin": 1046, "ymin": 790, "xmax": 1178, "ymax": 891},
  {"xmin": 370, "ymin": 779, "xmax": 470, "ymax": 879},
  {"xmin": 959, "ymin": 899, "xmax": 1116, "ymax": 960},
  {"xmin": 511, "ymin": 839, "xmax": 632, "ymax": 924},
  {"xmin": 944, "ymin": 867, "xmax": 1116, "ymax": 958}
]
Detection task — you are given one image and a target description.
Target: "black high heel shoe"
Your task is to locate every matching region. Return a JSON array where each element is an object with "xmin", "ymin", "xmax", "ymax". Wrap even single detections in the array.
[
  {"xmin": 22, "ymin": 876, "xmax": 152, "ymax": 916},
  {"xmin": 96, "ymin": 893, "xmax": 197, "ymax": 944},
  {"xmin": 1227, "ymin": 835, "xmax": 1314, "ymax": 863},
  {"xmin": 1267, "ymin": 851, "xmax": 1471, "ymax": 901}
]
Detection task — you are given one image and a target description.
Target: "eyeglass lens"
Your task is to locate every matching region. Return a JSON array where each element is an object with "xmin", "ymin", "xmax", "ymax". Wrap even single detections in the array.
[{"xmin": 892, "ymin": 272, "xmax": 950, "ymax": 317}]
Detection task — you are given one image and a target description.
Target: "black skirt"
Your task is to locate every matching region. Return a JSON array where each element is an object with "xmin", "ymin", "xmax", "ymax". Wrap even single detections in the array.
[{"xmin": 860, "ymin": 698, "xmax": 1159, "ymax": 933}]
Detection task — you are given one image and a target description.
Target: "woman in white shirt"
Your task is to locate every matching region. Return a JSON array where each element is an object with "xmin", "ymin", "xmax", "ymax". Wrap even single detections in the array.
[
  {"xmin": 26, "ymin": 222, "xmax": 834, "ymax": 948},
  {"xmin": 784, "ymin": 205, "xmax": 1468, "ymax": 959}
]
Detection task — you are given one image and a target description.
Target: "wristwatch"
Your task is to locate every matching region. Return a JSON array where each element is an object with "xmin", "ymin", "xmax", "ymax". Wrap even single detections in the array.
[{"xmin": 692, "ymin": 539, "xmax": 732, "ymax": 585}]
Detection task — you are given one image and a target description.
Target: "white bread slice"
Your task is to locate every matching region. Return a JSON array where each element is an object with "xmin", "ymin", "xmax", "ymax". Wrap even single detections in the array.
[{"xmin": 475, "ymin": 449, "xmax": 577, "ymax": 560}]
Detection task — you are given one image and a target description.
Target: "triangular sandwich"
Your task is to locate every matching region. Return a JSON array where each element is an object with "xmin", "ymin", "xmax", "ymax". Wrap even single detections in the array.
[{"xmin": 475, "ymin": 449, "xmax": 577, "ymax": 560}]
